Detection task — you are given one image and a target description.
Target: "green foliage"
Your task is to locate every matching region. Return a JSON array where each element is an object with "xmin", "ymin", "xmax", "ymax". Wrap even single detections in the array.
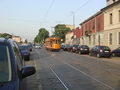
[
  {"xmin": 34, "ymin": 28, "xmax": 49, "ymax": 43},
  {"xmin": 53, "ymin": 24, "xmax": 71, "ymax": 43},
  {"xmin": 0, "ymin": 33, "xmax": 12, "ymax": 38}
]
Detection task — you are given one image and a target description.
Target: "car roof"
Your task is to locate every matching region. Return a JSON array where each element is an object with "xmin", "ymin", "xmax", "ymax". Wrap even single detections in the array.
[
  {"xmin": 95, "ymin": 45, "xmax": 108, "ymax": 47},
  {"xmin": 0, "ymin": 38, "xmax": 14, "ymax": 44},
  {"xmin": 0, "ymin": 38, "xmax": 7, "ymax": 43},
  {"xmin": 20, "ymin": 44, "xmax": 28, "ymax": 46}
]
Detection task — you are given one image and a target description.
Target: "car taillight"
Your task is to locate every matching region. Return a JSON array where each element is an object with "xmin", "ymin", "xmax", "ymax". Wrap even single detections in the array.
[{"xmin": 100, "ymin": 49, "xmax": 103, "ymax": 52}]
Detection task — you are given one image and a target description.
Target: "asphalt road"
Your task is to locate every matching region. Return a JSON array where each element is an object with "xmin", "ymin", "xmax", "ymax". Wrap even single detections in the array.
[{"xmin": 26, "ymin": 48, "xmax": 120, "ymax": 90}]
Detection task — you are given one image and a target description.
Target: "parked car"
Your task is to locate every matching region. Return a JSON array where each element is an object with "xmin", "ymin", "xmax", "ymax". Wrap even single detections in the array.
[
  {"xmin": 63, "ymin": 45, "xmax": 70, "ymax": 51},
  {"xmin": 19, "ymin": 45, "xmax": 30, "ymax": 60},
  {"xmin": 0, "ymin": 38, "xmax": 36, "ymax": 90},
  {"xmin": 76, "ymin": 45, "xmax": 89, "ymax": 54},
  {"xmin": 89, "ymin": 46, "xmax": 111, "ymax": 58},
  {"xmin": 35, "ymin": 44, "xmax": 41, "ymax": 49},
  {"xmin": 72, "ymin": 45, "xmax": 79, "ymax": 52},
  {"xmin": 67, "ymin": 45, "xmax": 73, "ymax": 52},
  {"xmin": 28, "ymin": 44, "xmax": 33, "ymax": 51},
  {"xmin": 60, "ymin": 45, "xmax": 65, "ymax": 49},
  {"xmin": 112, "ymin": 47, "xmax": 120, "ymax": 57}
]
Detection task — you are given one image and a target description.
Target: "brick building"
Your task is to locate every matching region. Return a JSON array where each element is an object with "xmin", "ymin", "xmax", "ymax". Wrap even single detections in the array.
[
  {"xmin": 76, "ymin": 11, "xmax": 104, "ymax": 48},
  {"xmin": 66, "ymin": 0, "xmax": 120, "ymax": 50}
]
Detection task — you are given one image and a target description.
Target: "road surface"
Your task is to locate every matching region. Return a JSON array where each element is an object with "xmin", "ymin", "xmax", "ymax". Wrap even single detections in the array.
[{"xmin": 26, "ymin": 48, "xmax": 120, "ymax": 90}]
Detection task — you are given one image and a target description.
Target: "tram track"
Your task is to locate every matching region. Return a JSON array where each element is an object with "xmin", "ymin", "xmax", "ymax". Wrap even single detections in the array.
[{"xmin": 33, "ymin": 48, "xmax": 120, "ymax": 90}]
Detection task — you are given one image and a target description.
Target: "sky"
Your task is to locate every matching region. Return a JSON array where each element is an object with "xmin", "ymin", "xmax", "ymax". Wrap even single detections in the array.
[{"xmin": 0, "ymin": 0, "xmax": 106, "ymax": 42}]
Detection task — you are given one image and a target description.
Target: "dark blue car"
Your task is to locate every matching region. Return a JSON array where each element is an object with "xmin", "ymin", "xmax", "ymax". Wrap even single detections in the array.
[
  {"xmin": 19, "ymin": 45, "xmax": 30, "ymax": 60},
  {"xmin": 0, "ymin": 38, "xmax": 36, "ymax": 90},
  {"xmin": 112, "ymin": 47, "xmax": 120, "ymax": 57},
  {"xmin": 89, "ymin": 46, "xmax": 111, "ymax": 58}
]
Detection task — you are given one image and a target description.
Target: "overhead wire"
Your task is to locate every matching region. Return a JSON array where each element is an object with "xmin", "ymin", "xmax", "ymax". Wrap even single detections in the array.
[
  {"xmin": 75, "ymin": 0, "xmax": 91, "ymax": 13},
  {"xmin": 43, "ymin": 0, "xmax": 55, "ymax": 20},
  {"xmin": 60, "ymin": 0, "xmax": 92, "ymax": 25}
]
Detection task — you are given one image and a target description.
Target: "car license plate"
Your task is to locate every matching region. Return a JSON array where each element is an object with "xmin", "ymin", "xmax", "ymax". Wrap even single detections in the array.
[
  {"xmin": 105, "ymin": 51, "xmax": 109, "ymax": 52},
  {"xmin": 85, "ymin": 49, "xmax": 87, "ymax": 50}
]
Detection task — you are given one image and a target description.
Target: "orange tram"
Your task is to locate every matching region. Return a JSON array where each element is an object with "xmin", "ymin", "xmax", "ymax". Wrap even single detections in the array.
[{"xmin": 44, "ymin": 37, "xmax": 61, "ymax": 51}]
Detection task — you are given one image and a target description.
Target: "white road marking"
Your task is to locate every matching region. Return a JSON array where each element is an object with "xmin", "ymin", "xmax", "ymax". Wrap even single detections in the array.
[
  {"xmin": 50, "ymin": 66, "xmax": 69, "ymax": 90},
  {"xmin": 51, "ymin": 53, "xmax": 56, "ymax": 56},
  {"xmin": 64, "ymin": 62, "xmax": 115, "ymax": 90}
]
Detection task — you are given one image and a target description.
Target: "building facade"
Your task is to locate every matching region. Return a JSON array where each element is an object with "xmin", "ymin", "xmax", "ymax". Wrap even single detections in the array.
[
  {"xmin": 12, "ymin": 35, "xmax": 22, "ymax": 43},
  {"xmin": 106, "ymin": 0, "xmax": 119, "ymax": 6},
  {"xmin": 65, "ymin": 25, "xmax": 75, "ymax": 30},
  {"xmin": 103, "ymin": 1, "xmax": 120, "ymax": 50},
  {"xmin": 79, "ymin": 12, "xmax": 104, "ymax": 48},
  {"xmin": 73, "ymin": 27, "xmax": 82, "ymax": 45},
  {"xmin": 65, "ymin": 31, "xmax": 74, "ymax": 45},
  {"xmin": 65, "ymin": 0, "xmax": 120, "ymax": 50}
]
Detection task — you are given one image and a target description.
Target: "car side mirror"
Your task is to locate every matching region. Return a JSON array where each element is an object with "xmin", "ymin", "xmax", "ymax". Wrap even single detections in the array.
[{"xmin": 21, "ymin": 66, "xmax": 36, "ymax": 79}]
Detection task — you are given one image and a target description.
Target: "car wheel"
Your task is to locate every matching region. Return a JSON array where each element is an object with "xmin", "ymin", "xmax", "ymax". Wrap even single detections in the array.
[
  {"xmin": 97, "ymin": 53, "xmax": 100, "ymax": 58},
  {"xmin": 79, "ymin": 51, "xmax": 81, "ymax": 55},
  {"xmin": 26, "ymin": 56, "xmax": 30, "ymax": 61},
  {"xmin": 89, "ymin": 53, "xmax": 92, "ymax": 56}
]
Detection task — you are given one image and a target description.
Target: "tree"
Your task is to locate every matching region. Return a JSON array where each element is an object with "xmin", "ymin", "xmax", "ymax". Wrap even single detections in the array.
[
  {"xmin": 53, "ymin": 24, "xmax": 71, "ymax": 43},
  {"xmin": 0, "ymin": 33, "xmax": 12, "ymax": 38},
  {"xmin": 34, "ymin": 28, "xmax": 49, "ymax": 43},
  {"xmin": 25, "ymin": 39, "xmax": 28, "ymax": 43},
  {"xmin": 34, "ymin": 36, "xmax": 38, "ymax": 43}
]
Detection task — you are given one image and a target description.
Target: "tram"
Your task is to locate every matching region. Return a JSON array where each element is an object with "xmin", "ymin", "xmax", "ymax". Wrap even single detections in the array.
[{"xmin": 44, "ymin": 37, "xmax": 61, "ymax": 51}]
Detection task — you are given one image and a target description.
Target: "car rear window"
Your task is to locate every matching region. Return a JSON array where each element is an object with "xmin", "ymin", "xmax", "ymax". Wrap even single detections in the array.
[
  {"xmin": 81, "ymin": 45, "xmax": 89, "ymax": 48},
  {"xmin": 73, "ymin": 45, "xmax": 79, "ymax": 47},
  {"xmin": 0, "ymin": 43, "xmax": 12, "ymax": 82},
  {"xmin": 100, "ymin": 46, "xmax": 110, "ymax": 50},
  {"xmin": 19, "ymin": 45, "xmax": 29, "ymax": 50}
]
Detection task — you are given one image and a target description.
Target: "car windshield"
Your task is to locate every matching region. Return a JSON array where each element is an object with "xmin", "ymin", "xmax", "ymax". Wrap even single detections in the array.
[
  {"xmin": 19, "ymin": 45, "xmax": 29, "ymax": 50},
  {"xmin": 0, "ymin": 43, "xmax": 12, "ymax": 82}
]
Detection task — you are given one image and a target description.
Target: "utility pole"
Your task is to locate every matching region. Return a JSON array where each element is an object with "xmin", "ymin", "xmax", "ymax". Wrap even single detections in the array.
[
  {"xmin": 71, "ymin": 11, "xmax": 75, "ymax": 29},
  {"xmin": 51, "ymin": 27, "xmax": 55, "ymax": 36}
]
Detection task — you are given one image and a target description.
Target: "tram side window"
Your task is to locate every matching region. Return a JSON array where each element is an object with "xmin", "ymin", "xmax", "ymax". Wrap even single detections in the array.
[
  {"xmin": 56, "ymin": 39, "xmax": 60, "ymax": 44},
  {"xmin": 52, "ymin": 40, "xmax": 56, "ymax": 44},
  {"xmin": 50, "ymin": 41, "xmax": 52, "ymax": 44},
  {"xmin": 56, "ymin": 40, "xmax": 57, "ymax": 44}
]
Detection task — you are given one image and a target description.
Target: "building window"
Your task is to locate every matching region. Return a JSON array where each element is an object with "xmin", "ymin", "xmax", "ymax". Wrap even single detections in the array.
[
  {"xmin": 89, "ymin": 37, "xmax": 91, "ymax": 45},
  {"xmin": 110, "ymin": 13, "xmax": 113, "ymax": 24},
  {"xmin": 98, "ymin": 35, "xmax": 100, "ymax": 45},
  {"xmin": 82, "ymin": 38, "xmax": 84, "ymax": 44},
  {"xmin": 82, "ymin": 26, "xmax": 83, "ymax": 35},
  {"xmin": 109, "ymin": 33, "xmax": 112, "ymax": 45},
  {"xmin": 98, "ymin": 19, "xmax": 101, "ymax": 32},
  {"xmin": 93, "ymin": 35, "xmax": 95, "ymax": 45},
  {"xmin": 92, "ymin": 20, "xmax": 95, "ymax": 30},
  {"xmin": 119, "ymin": 32, "xmax": 120, "ymax": 44},
  {"xmin": 118, "ymin": 10, "xmax": 120, "ymax": 22}
]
